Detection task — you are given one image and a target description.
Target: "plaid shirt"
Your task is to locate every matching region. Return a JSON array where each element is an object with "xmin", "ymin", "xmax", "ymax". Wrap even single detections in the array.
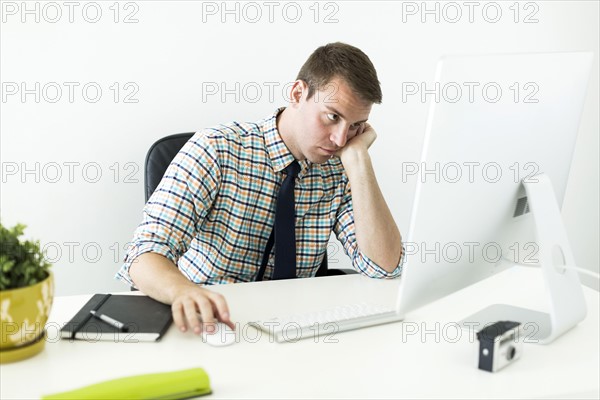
[{"xmin": 117, "ymin": 108, "xmax": 403, "ymax": 287}]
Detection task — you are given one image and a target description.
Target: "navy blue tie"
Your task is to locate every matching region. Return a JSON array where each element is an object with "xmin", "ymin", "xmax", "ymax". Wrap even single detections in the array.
[{"xmin": 257, "ymin": 161, "xmax": 300, "ymax": 281}]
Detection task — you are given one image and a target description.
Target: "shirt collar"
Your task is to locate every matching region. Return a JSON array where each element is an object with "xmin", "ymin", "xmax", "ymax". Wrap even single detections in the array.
[{"xmin": 261, "ymin": 107, "xmax": 311, "ymax": 175}]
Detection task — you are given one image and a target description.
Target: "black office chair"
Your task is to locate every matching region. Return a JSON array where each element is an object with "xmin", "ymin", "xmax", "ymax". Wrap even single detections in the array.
[{"xmin": 145, "ymin": 132, "xmax": 356, "ymax": 277}]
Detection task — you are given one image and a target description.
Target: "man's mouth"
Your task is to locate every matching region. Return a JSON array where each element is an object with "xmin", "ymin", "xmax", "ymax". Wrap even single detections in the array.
[{"xmin": 321, "ymin": 148, "xmax": 337, "ymax": 155}]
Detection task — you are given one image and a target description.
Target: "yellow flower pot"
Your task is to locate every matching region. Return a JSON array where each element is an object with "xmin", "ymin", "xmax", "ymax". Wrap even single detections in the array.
[{"xmin": 0, "ymin": 272, "xmax": 54, "ymax": 363}]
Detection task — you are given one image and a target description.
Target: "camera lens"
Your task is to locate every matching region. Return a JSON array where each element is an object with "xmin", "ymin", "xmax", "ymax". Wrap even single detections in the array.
[{"xmin": 507, "ymin": 346, "xmax": 516, "ymax": 361}]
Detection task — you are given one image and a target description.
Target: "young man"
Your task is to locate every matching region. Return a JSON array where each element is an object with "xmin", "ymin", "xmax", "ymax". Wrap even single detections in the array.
[{"xmin": 117, "ymin": 42, "xmax": 404, "ymax": 335}]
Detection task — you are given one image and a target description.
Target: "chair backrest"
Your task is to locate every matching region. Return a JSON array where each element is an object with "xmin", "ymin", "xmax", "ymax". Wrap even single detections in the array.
[
  {"xmin": 144, "ymin": 132, "xmax": 195, "ymax": 202},
  {"xmin": 144, "ymin": 132, "xmax": 338, "ymax": 277}
]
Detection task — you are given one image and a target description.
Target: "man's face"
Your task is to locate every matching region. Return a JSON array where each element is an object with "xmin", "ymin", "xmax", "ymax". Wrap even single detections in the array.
[{"xmin": 292, "ymin": 77, "xmax": 372, "ymax": 164}]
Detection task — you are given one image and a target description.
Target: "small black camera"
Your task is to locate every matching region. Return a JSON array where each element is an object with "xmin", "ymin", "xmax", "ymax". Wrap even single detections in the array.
[{"xmin": 476, "ymin": 321, "xmax": 522, "ymax": 372}]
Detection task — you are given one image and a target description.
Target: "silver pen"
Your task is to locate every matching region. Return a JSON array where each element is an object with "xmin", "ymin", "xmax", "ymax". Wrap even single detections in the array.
[{"xmin": 90, "ymin": 310, "xmax": 128, "ymax": 332}]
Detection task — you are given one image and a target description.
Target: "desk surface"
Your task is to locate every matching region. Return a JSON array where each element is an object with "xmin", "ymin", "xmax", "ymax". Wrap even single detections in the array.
[{"xmin": 1, "ymin": 267, "xmax": 599, "ymax": 399}]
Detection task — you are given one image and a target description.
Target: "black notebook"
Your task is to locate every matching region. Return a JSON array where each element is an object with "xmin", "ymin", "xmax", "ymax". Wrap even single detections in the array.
[{"xmin": 60, "ymin": 294, "xmax": 173, "ymax": 342}]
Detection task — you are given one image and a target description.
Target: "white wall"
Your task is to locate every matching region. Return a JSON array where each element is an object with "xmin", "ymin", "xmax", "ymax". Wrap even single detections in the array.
[{"xmin": 1, "ymin": 0, "xmax": 598, "ymax": 295}]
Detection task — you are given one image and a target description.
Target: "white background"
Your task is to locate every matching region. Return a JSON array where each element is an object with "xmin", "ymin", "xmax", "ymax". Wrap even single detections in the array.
[{"xmin": 1, "ymin": 0, "xmax": 598, "ymax": 295}]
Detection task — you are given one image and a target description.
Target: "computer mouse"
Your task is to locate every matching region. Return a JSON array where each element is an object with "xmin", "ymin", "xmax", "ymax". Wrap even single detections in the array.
[{"xmin": 201, "ymin": 322, "xmax": 236, "ymax": 347}]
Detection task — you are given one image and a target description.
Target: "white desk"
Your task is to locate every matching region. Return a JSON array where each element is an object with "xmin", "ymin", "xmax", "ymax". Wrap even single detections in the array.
[{"xmin": 1, "ymin": 267, "xmax": 598, "ymax": 399}]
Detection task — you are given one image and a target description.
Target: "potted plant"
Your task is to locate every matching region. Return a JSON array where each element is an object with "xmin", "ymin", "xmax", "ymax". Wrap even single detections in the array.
[{"xmin": 0, "ymin": 222, "xmax": 54, "ymax": 363}]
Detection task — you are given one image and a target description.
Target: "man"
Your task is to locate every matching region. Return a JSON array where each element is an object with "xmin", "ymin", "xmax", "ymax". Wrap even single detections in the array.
[{"xmin": 117, "ymin": 42, "xmax": 404, "ymax": 335}]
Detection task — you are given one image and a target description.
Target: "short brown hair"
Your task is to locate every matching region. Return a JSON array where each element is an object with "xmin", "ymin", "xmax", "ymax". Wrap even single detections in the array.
[{"xmin": 296, "ymin": 42, "xmax": 382, "ymax": 104}]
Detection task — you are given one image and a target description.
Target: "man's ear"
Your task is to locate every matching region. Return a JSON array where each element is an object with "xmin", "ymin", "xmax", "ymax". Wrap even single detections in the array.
[{"xmin": 289, "ymin": 80, "xmax": 308, "ymax": 106}]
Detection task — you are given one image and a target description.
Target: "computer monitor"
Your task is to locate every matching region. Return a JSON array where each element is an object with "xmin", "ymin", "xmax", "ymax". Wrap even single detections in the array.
[{"xmin": 395, "ymin": 52, "xmax": 594, "ymax": 344}]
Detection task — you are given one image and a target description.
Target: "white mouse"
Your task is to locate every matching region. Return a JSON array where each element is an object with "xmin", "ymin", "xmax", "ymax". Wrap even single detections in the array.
[{"xmin": 201, "ymin": 322, "xmax": 237, "ymax": 347}]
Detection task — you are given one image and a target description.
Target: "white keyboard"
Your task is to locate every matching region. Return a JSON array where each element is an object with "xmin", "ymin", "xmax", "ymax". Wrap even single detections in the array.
[{"xmin": 251, "ymin": 303, "xmax": 403, "ymax": 343}]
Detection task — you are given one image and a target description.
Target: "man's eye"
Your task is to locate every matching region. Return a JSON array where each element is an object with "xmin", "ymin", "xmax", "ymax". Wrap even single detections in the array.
[
  {"xmin": 326, "ymin": 113, "xmax": 338, "ymax": 122},
  {"xmin": 350, "ymin": 123, "xmax": 361, "ymax": 130}
]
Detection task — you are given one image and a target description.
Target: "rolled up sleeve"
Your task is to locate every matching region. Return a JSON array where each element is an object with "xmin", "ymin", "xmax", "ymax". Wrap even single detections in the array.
[{"xmin": 116, "ymin": 132, "xmax": 221, "ymax": 287}]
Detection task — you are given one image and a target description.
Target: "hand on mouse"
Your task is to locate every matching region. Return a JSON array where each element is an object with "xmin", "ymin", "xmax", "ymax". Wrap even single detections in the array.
[
  {"xmin": 130, "ymin": 253, "xmax": 235, "ymax": 335},
  {"xmin": 170, "ymin": 285, "xmax": 235, "ymax": 335}
]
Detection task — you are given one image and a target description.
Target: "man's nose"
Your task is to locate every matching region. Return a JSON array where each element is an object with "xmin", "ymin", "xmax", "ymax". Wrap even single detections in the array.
[{"xmin": 330, "ymin": 125, "xmax": 349, "ymax": 148}]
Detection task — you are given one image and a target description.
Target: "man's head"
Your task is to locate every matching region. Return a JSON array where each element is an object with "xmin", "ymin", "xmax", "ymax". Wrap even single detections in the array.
[
  {"xmin": 279, "ymin": 42, "xmax": 382, "ymax": 164},
  {"xmin": 296, "ymin": 42, "xmax": 382, "ymax": 105}
]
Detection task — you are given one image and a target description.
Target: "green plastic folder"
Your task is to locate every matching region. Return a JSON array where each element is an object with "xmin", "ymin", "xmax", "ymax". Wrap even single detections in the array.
[{"xmin": 42, "ymin": 367, "xmax": 211, "ymax": 399}]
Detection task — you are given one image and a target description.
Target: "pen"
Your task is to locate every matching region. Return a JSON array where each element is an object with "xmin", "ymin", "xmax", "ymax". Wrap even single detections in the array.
[{"xmin": 90, "ymin": 310, "xmax": 128, "ymax": 332}]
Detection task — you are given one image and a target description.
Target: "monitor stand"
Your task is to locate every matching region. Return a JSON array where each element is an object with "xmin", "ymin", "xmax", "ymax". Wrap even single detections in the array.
[{"xmin": 460, "ymin": 173, "xmax": 587, "ymax": 344}]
